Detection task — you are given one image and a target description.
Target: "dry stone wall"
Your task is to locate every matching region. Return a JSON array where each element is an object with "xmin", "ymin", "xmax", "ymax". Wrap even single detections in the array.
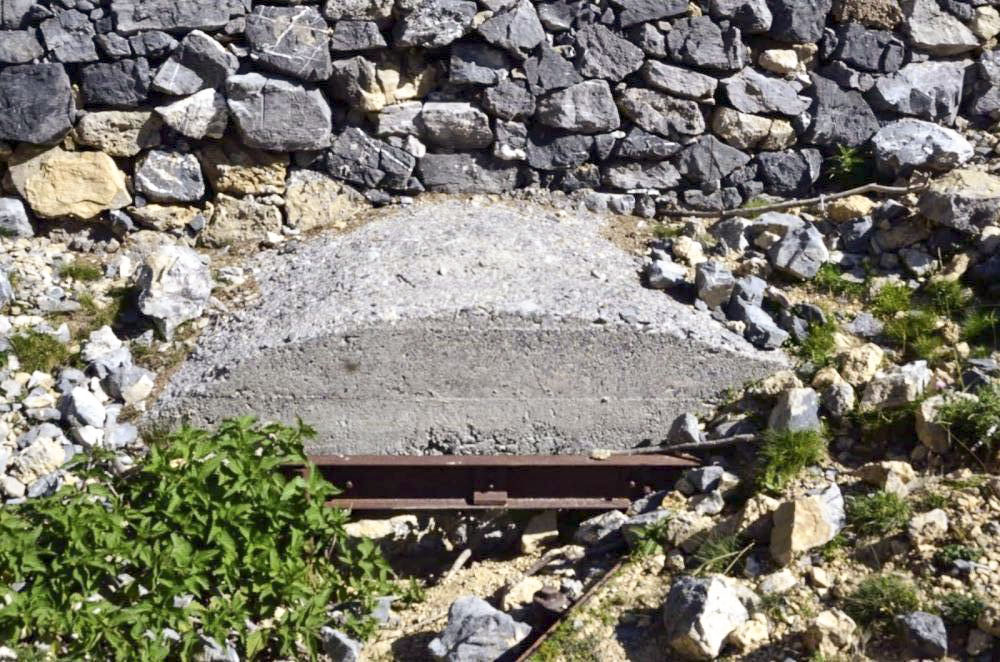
[{"xmin": 0, "ymin": 0, "xmax": 999, "ymax": 240}]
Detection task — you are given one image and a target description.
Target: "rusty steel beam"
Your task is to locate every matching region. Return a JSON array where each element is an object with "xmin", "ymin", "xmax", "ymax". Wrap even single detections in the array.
[{"xmin": 298, "ymin": 453, "xmax": 698, "ymax": 510}]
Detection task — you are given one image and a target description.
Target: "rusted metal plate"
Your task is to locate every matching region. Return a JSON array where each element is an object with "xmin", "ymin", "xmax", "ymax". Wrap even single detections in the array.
[{"xmin": 299, "ymin": 453, "xmax": 698, "ymax": 510}]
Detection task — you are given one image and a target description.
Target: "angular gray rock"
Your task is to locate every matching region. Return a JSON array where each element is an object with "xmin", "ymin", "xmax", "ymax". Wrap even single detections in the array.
[
  {"xmin": 417, "ymin": 153, "xmax": 518, "ymax": 193},
  {"xmin": 806, "ymin": 74, "xmax": 879, "ymax": 147},
  {"xmin": 709, "ymin": 0, "xmax": 773, "ymax": 33},
  {"xmin": 667, "ymin": 16, "xmax": 746, "ymax": 73},
  {"xmin": 695, "ymin": 261, "xmax": 736, "ymax": 309},
  {"xmin": 757, "ymin": 149, "xmax": 822, "ymax": 197},
  {"xmin": 0, "ymin": 29, "xmax": 43, "ymax": 64},
  {"xmin": 918, "ymin": 169, "xmax": 1000, "ymax": 234},
  {"xmin": 602, "ymin": 161, "xmax": 681, "ymax": 189},
  {"xmin": 902, "ymin": 0, "xmax": 978, "ymax": 56},
  {"xmin": 245, "ymin": 5, "xmax": 332, "ymax": 82},
  {"xmin": 477, "ymin": 0, "xmax": 545, "ymax": 57},
  {"xmin": 0, "ymin": 197, "xmax": 32, "ymax": 238},
  {"xmin": 40, "ymin": 9, "xmax": 98, "ymax": 63},
  {"xmin": 152, "ymin": 31, "xmax": 238, "ymax": 96},
  {"xmin": 329, "ymin": 20, "xmax": 387, "ymax": 52},
  {"xmin": 134, "ymin": 150, "xmax": 206, "ymax": 204},
  {"xmin": 872, "ymin": 119, "xmax": 973, "ymax": 176},
  {"xmin": 731, "ymin": 299, "xmax": 790, "ymax": 350},
  {"xmin": 612, "ymin": 0, "xmax": 688, "ymax": 27},
  {"xmin": 137, "ymin": 243, "xmax": 212, "ymax": 340},
  {"xmin": 619, "ymin": 88, "xmax": 706, "ymax": 138},
  {"xmin": 869, "ymin": 60, "xmax": 972, "ymax": 125},
  {"xmin": 769, "ymin": 387, "xmax": 822, "ymax": 432},
  {"xmin": 642, "ymin": 61, "xmax": 718, "ymax": 101},
  {"xmin": 574, "ymin": 510, "xmax": 629, "ymax": 545},
  {"xmin": 723, "ymin": 68, "xmax": 810, "ymax": 116},
  {"xmin": 428, "ymin": 597, "xmax": 531, "ymax": 661},
  {"xmin": 897, "ymin": 612, "xmax": 948, "ymax": 659},
  {"xmin": 450, "ymin": 43, "xmax": 509, "ymax": 86},
  {"xmin": 766, "ymin": 0, "xmax": 832, "ymax": 42},
  {"xmin": 833, "ymin": 22, "xmax": 906, "ymax": 73},
  {"xmin": 0, "ymin": 0, "xmax": 32, "ymax": 29},
  {"xmin": 483, "ymin": 80, "xmax": 536, "ymax": 119},
  {"xmin": 81, "ymin": 58, "xmax": 152, "ymax": 108},
  {"xmin": 0, "ymin": 64, "xmax": 75, "ymax": 144},
  {"xmin": 536, "ymin": 80, "xmax": 620, "ymax": 134},
  {"xmin": 668, "ymin": 412, "xmax": 702, "ymax": 445},
  {"xmin": 615, "ymin": 128, "xmax": 681, "ymax": 160},
  {"xmin": 526, "ymin": 132, "xmax": 593, "ymax": 170},
  {"xmin": 676, "ymin": 135, "xmax": 751, "ymax": 185},
  {"xmin": 320, "ymin": 628, "xmax": 361, "ymax": 662},
  {"xmin": 374, "ymin": 101, "xmax": 423, "ymax": 136},
  {"xmin": 663, "ymin": 576, "xmax": 750, "ymax": 660},
  {"xmin": 111, "ymin": 0, "xmax": 239, "ymax": 34},
  {"xmin": 324, "ymin": 0, "xmax": 395, "ymax": 24},
  {"xmin": 226, "ymin": 74, "xmax": 332, "ymax": 151},
  {"xmin": 860, "ymin": 360, "xmax": 932, "ymax": 410},
  {"xmin": 574, "ymin": 24, "xmax": 645, "ymax": 81},
  {"xmin": 769, "ymin": 224, "xmax": 830, "ymax": 280},
  {"xmin": 395, "ymin": 0, "xmax": 476, "ymax": 48},
  {"xmin": 524, "ymin": 44, "xmax": 581, "ymax": 94},
  {"xmin": 419, "ymin": 102, "xmax": 493, "ymax": 149},
  {"xmin": 153, "ymin": 200, "xmax": 787, "ymax": 455},
  {"xmin": 969, "ymin": 50, "xmax": 1000, "ymax": 120},
  {"xmin": 156, "ymin": 89, "xmax": 229, "ymax": 140}
]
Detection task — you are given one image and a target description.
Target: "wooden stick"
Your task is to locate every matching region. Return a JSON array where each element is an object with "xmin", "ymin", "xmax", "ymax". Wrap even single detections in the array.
[
  {"xmin": 441, "ymin": 548, "xmax": 472, "ymax": 583},
  {"xmin": 656, "ymin": 180, "xmax": 929, "ymax": 220}
]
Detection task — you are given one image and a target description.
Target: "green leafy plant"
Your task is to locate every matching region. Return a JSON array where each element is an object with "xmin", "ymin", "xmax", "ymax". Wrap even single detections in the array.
[
  {"xmin": 915, "ymin": 490, "xmax": 949, "ymax": 512},
  {"xmin": 843, "ymin": 575, "xmax": 920, "ymax": 627},
  {"xmin": 938, "ymin": 383, "xmax": 1000, "ymax": 458},
  {"xmin": 923, "ymin": 280, "xmax": 972, "ymax": 318},
  {"xmin": 939, "ymin": 592, "xmax": 985, "ymax": 625},
  {"xmin": 847, "ymin": 491, "xmax": 911, "ymax": 537},
  {"xmin": 961, "ymin": 309, "xmax": 1000, "ymax": 353},
  {"xmin": 853, "ymin": 400, "xmax": 922, "ymax": 445},
  {"xmin": 757, "ymin": 428, "xmax": 828, "ymax": 493},
  {"xmin": 796, "ymin": 319, "xmax": 839, "ymax": 367},
  {"xmin": 652, "ymin": 223, "xmax": 684, "ymax": 240},
  {"xmin": 826, "ymin": 145, "xmax": 875, "ymax": 188},
  {"xmin": 934, "ymin": 544, "xmax": 980, "ymax": 568},
  {"xmin": 883, "ymin": 309, "xmax": 941, "ymax": 360},
  {"xmin": 870, "ymin": 283, "xmax": 913, "ymax": 319},
  {"xmin": 628, "ymin": 517, "xmax": 672, "ymax": 559},
  {"xmin": 812, "ymin": 263, "xmax": 866, "ymax": 300},
  {"xmin": 694, "ymin": 534, "xmax": 747, "ymax": 575},
  {"xmin": 59, "ymin": 260, "xmax": 103, "ymax": 283},
  {"xmin": 7, "ymin": 330, "xmax": 71, "ymax": 374},
  {"xmin": 0, "ymin": 418, "xmax": 407, "ymax": 660}
]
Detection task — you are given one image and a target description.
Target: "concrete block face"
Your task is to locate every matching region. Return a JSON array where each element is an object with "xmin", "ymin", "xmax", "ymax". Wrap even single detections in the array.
[{"xmin": 154, "ymin": 201, "xmax": 786, "ymax": 454}]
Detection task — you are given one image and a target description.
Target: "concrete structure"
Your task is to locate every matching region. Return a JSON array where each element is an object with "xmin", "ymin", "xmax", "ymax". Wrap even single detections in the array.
[{"xmin": 154, "ymin": 199, "xmax": 786, "ymax": 454}]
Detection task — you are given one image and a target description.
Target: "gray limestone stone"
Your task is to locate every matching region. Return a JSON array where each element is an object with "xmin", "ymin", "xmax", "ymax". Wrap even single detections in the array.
[
  {"xmin": 153, "ymin": 200, "xmax": 786, "ymax": 455},
  {"xmin": 419, "ymin": 102, "xmax": 494, "ymax": 149},
  {"xmin": 0, "ymin": 197, "xmax": 32, "ymax": 238},
  {"xmin": 869, "ymin": 60, "xmax": 973, "ymax": 125},
  {"xmin": 482, "ymin": 79, "xmax": 536, "ymax": 120},
  {"xmin": 723, "ymin": 68, "xmax": 810, "ymax": 116},
  {"xmin": 111, "ymin": 0, "xmax": 241, "ymax": 34},
  {"xmin": 897, "ymin": 612, "xmax": 948, "ymax": 659},
  {"xmin": 134, "ymin": 150, "xmax": 206, "ymax": 204},
  {"xmin": 872, "ymin": 119, "xmax": 973, "ymax": 176},
  {"xmin": 526, "ymin": 132, "xmax": 593, "ymax": 170},
  {"xmin": 768, "ymin": 387, "xmax": 822, "ymax": 432},
  {"xmin": 0, "ymin": 29, "xmax": 43, "ymax": 64},
  {"xmin": 664, "ymin": 576, "xmax": 749, "ymax": 660},
  {"xmin": 969, "ymin": 50, "xmax": 1000, "ymax": 120},
  {"xmin": 575, "ymin": 510, "xmax": 629, "ymax": 545},
  {"xmin": 245, "ymin": 5, "xmax": 332, "ymax": 82},
  {"xmin": 40, "ymin": 9, "xmax": 97, "ymax": 63},
  {"xmin": 642, "ymin": 60, "xmax": 718, "ymax": 101},
  {"xmin": 536, "ymin": 80, "xmax": 620, "ymax": 134},
  {"xmin": 0, "ymin": 64, "xmax": 75, "ymax": 144},
  {"xmin": 667, "ymin": 16, "xmax": 746, "ymax": 73},
  {"xmin": 676, "ymin": 135, "xmax": 751, "ymax": 185},
  {"xmin": 902, "ymin": 0, "xmax": 978, "ymax": 56},
  {"xmin": 417, "ymin": 153, "xmax": 518, "ymax": 193},
  {"xmin": 137, "ymin": 244, "xmax": 212, "ymax": 340},
  {"xmin": 0, "ymin": 0, "xmax": 32, "ymax": 29},
  {"xmin": 669, "ymin": 413, "xmax": 702, "ymax": 445},
  {"xmin": 766, "ymin": 0, "xmax": 832, "ymax": 43},
  {"xmin": 615, "ymin": 129, "xmax": 680, "ymax": 160},
  {"xmin": 833, "ymin": 22, "xmax": 906, "ymax": 73},
  {"xmin": 394, "ymin": 0, "xmax": 476, "ymax": 48},
  {"xmin": 524, "ymin": 44, "xmax": 582, "ymax": 94},
  {"xmin": 695, "ymin": 261, "xmax": 736, "ymax": 308},
  {"xmin": 768, "ymin": 224, "xmax": 829, "ymax": 279},
  {"xmin": 806, "ymin": 74, "xmax": 879, "ymax": 148},
  {"xmin": 477, "ymin": 0, "xmax": 545, "ymax": 57},
  {"xmin": 156, "ymin": 89, "xmax": 229, "ymax": 140},
  {"xmin": 574, "ymin": 24, "xmax": 645, "ymax": 81},
  {"xmin": 602, "ymin": 161, "xmax": 681, "ymax": 189},
  {"xmin": 611, "ymin": 0, "xmax": 688, "ymax": 27},
  {"xmin": 757, "ymin": 149, "xmax": 822, "ymax": 197},
  {"xmin": 619, "ymin": 88, "xmax": 706, "ymax": 138},
  {"xmin": 152, "ymin": 31, "xmax": 237, "ymax": 96},
  {"xmin": 330, "ymin": 21, "xmax": 387, "ymax": 51},
  {"xmin": 709, "ymin": 0, "xmax": 772, "ymax": 33},
  {"xmin": 81, "ymin": 58, "xmax": 151, "ymax": 108},
  {"xmin": 450, "ymin": 43, "xmax": 509, "ymax": 85},
  {"xmin": 226, "ymin": 74, "xmax": 332, "ymax": 151},
  {"xmin": 428, "ymin": 597, "xmax": 530, "ymax": 661}
]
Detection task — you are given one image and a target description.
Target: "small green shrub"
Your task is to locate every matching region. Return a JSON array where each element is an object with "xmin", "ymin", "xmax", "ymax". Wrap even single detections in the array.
[
  {"xmin": 847, "ymin": 491, "xmax": 911, "ymax": 537},
  {"xmin": 812, "ymin": 263, "xmax": 866, "ymax": 299},
  {"xmin": 796, "ymin": 319, "xmax": 839, "ymax": 367},
  {"xmin": 854, "ymin": 400, "xmax": 922, "ymax": 445},
  {"xmin": 8, "ymin": 330, "xmax": 71, "ymax": 374},
  {"xmin": 0, "ymin": 418, "xmax": 407, "ymax": 660},
  {"xmin": 939, "ymin": 383, "xmax": 1000, "ymax": 457},
  {"xmin": 59, "ymin": 260, "xmax": 103, "ymax": 282},
  {"xmin": 628, "ymin": 517, "xmax": 672, "ymax": 559},
  {"xmin": 923, "ymin": 280, "xmax": 971, "ymax": 318},
  {"xmin": 961, "ymin": 309, "xmax": 1000, "ymax": 352},
  {"xmin": 826, "ymin": 145, "xmax": 875, "ymax": 188},
  {"xmin": 915, "ymin": 490, "xmax": 949, "ymax": 512},
  {"xmin": 870, "ymin": 283, "xmax": 913, "ymax": 319},
  {"xmin": 843, "ymin": 575, "xmax": 921, "ymax": 627},
  {"xmin": 652, "ymin": 223, "xmax": 684, "ymax": 240},
  {"xmin": 939, "ymin": 592, "xmax": 985, "ymax": 625},
  {"xmin": 757, "ymin": 428, "xmax": 828, "ymax": 493},
  {"xmin": 934, "ymin": 544, "xmax": 980, "ymax": 567},
  {"xmin": 883, "ymin": 309, "xmax": 941, "ymax": 360},
  {"xmin": 694, "ymin": 534, "xmax": 745, "ymax": 575}
]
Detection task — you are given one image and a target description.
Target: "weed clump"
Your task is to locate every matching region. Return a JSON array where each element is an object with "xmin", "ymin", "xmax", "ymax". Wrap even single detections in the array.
[
  {"xmin": 0, "ymin": 418, "xmax": 411, "ymax": 660},
  {"xmin": 939, "ymin": 592, "xmax": 985, "ymax": 625},
  {"xmin": 694, "ymin": 534, "xmax": 746, "ymax": 575},
  {"xmin": 847, "ymin": 491, "xmax": 911, "ymax": 537},
  {"xmin": 870, "ymin": 282, "xmax": 913, "ymax": 319},
  {"xmin": 7, "ymin": 330, "xmax": 70, "ymax": 374},
  {"xmin": 796, "ymin": 319, "xmax": 839, "ymax": 366},
  {"xmin": 938, "ymin": 382, "xmax": 1000, "ymax": 457},
  {"xmin": 757, "ymin": 428, "xmax": 828, "ymax": 493},
  {"xmin": 812, "ymin": 263, "xmax": 866, "ymax": 300},
  {"xmin": 843, "ymin": 575, "xmax": 921, "ymax": 627},
  {"xmin": 826, "ymin": 145, "xmax": 875, "ymax": 188},
  {"xmin": 59, "ymin": 260, "xmax": 103, "ymax": 282}
]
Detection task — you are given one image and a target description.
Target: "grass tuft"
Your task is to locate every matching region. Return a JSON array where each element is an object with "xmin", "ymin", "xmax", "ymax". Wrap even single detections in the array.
[
  {"xmin": 796, "ymin": 319, "xmax": 839, "ymax": 366},
  {"xmin": 961, "ymin": 308, "xmax": 1000, "ymax": 351},
  {"xmin": 59, "ymin": 260, "xmax": 103, "ymax": 283},
  {"xmin": 843, "ymin": 575, "xmax": 920, "ymax": 627},
  {"xmin": 826, "ymin": 145, "xmax": 875, "ymax": 188},
  {"xmin": 846, "ymin": 491, "xmax": 911, "ymax": 537},
  {"xmin": 757, "ymin": 428, "xmax": 828, "ymax": 493},
  {"xmin": 939, "ymin": 592, "xmax": 985, "ymax": 625},
  {"xmin": 694, "ymin": 534, "xmax": 746, "ymax": 575},
  {"xmin": 938, "ymin": 383, "xmax": 1000, "ymax": 458},
  {"xmin": 812, "ymin": 263, "xmax": 866, "ymax": 300},
  {"xmin": 8, "ymin": 330, "xmax": 70, "ymax": 374},
  {"xmin": 883, "ymin": 309, "xmax": 940, "ymax": 360},
  {"xmin": 924, "ymin": 279, "xmax": 972, "ymax": 318},
  {"xmin": 870, "ymin": 283, "xmax": 913, "ymax": 319}
]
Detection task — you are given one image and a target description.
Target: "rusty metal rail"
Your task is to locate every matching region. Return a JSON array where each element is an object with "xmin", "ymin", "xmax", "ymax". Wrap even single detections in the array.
[{"xmin": 300, "ymin": 453, "xmax": 697, "ymax": 510}]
